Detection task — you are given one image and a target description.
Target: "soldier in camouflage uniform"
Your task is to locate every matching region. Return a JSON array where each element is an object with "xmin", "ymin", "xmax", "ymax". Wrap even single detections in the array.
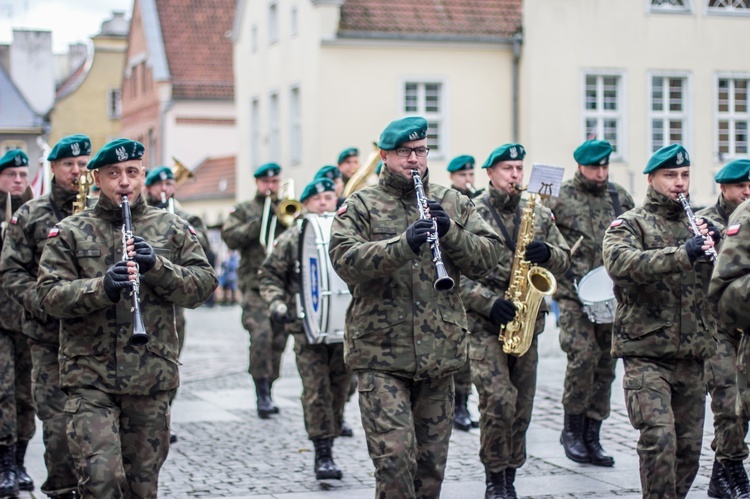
[
  {"xmin": 221, "ymin": 162, "xmax": 289, "ymax": 419},
  {"xmin": 699, "ymin": 159, "xmax": 750, "ymax": 499},
  {"xmin": 603, "ymin": 144, "xmax": 719, "ymax": 499},
  {"xmin": 461, "ymin": 144, "xmax": 570, "ymax": 498},
  {"xmin": 36, "ymin": 139, "xmax": 217, "ymax": 498},
  {"xmin": 260, "ymin": 177, "xmax": 349, "ymax": 480},
  {"xmin": 329, "ymin": 117, "xmax": 502, "ymax": 499},
  {"xmin": 0, "ymin": 135, "xmax": 92, "ymax": 498},
  {"xmin": 337, "ymin": 147, "xmax": 360, "ymax": 187},
  {"xmin": 0, "ymin": 149, "xmax": 35, "ymax": 497},
  {"xmin": 449, "ymin": 154, "xmax": 484, "ymax": 199},
  {"xmin": 547, "ymin": 140, "xmax": 634, "ymax": 467}
]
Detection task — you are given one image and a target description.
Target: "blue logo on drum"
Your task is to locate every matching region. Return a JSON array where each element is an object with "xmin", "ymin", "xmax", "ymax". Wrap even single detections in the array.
[{"xmin": 309, "ymin": 258, "xmax": 319, "ymax": 312}]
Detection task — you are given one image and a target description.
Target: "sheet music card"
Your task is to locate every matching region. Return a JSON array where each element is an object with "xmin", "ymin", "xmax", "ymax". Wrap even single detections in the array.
[{"xmin": 528, "ymin": 164, "xmax": 565, "ymax": 198}]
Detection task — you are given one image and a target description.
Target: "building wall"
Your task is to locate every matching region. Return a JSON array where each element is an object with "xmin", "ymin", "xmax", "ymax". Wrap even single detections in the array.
[
  {"xmin": 9, "ymin": 30, "xmax": 55, "ymax": 115},
  {"xmin": 163, "ymin": 101, "xmax": 237, "ymax": 171}
]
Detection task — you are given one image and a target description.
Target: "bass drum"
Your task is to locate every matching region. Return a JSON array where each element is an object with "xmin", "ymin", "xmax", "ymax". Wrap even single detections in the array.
[
  {"xmin": 577, "ymin": 266, "xmax": 617, "ymax": 324},
  {"xmin": 298, "ymin": 213, "xmax": 350, "ymax": 344}
]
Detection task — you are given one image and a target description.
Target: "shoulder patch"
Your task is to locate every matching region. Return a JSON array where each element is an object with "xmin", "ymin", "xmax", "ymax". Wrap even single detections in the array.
[
  {"xmin": 188, "ymin": 225, "xmax": 197, "ymax": 235},
  {"xmin": 550, "ymin": 211, "xmax": 555, "ymax": 222},
  {"xmin": 337, "ymin": 204, "xmax": 348, "ymax": 216},
  {"xmin": 10, "ymin": 215, "xmax": 18, "ymax": 225},
  {"xmin": 610, "ymin": 219, "xmax": 624, "ymax": 228},
  {"xmin": 48, "ymin": 227, "xmax": 60, "ymax": 238},
  {"xmin": 727, "ymin": 223, "xmax": 741, "ymax": 236}
]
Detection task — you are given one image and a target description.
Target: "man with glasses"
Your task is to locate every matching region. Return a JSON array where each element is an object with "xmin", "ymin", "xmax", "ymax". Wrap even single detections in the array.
[{"xmin": 329, "ymin": 116, "xmax": 502, "ymax": 498}]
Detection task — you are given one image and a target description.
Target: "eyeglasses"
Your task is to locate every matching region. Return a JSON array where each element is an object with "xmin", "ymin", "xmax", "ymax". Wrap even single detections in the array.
[
  {"xmin": 0, "ymin": 171, "xmax": 29, "ymax": 180},
  {"xmin": 395, "ymin": 147, "xmax": 430, "ymax": 158}
]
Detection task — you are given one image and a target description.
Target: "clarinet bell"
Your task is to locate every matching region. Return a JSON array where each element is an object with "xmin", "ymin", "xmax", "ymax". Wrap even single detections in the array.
[
  {"xmin": 433, "ymin": 261, "xmax": 455, "ymax": 292},
  {"xmin": 128, "ymin": 312, "xmax": 149, "ymax": 346}
]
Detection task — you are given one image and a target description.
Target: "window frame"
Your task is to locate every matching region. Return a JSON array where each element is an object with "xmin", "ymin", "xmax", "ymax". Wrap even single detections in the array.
[
  {"xmin": 714, "ymin": 72, "xmax": 750, "ymax": 162},
  {"xmin": 647, "ymin": 0, "xmax": 694, "ymax": 13},
  {"xmin": 706, "ymin": 0, "xmax": 750, "ymax": 16},
  {"xmin": 107, "ymin": 88, "xmax": 122, "ymax": 119},
  {"xmin": 268, "ymin": 91, "xmax": 280, "ymax": 162},
  {"xmin": 289, "ymin": 85, "xmax": 301, "ymax": 166},
  {"xmin": 268, "ymin": 0, "xmax": 279, "ymax": 45},
  {"xmin": 647, "ymin": 71, "xmax": 692, "ymax": 154},
  {"xmin": 399, "ymin": 79, "xmax": 447, "ymax": 160},
  {"xmin": 580, "ymin": 70, "xmax": 628, "ymax": 162},
  {"xmin": 290, "ymin": 5, "xmax": 298, "ymax": 37},
  {"xmin": 250, "ymin": 98, "xmax": 261, "ymax": 168}
]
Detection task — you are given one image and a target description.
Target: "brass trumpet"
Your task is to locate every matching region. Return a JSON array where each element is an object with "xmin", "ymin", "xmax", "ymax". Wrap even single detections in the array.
[
  {"xmin": 342, "ymin": 143, "xmax": 380, "ymax": 197},
  {"xmin": 259, "ymin": 179, "xmax": 303, "ymax": 253}
]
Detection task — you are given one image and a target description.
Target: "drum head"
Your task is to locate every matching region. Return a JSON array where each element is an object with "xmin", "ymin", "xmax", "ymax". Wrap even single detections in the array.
[{"xmin": 577, "ymin": 266, "xmax": 615, "ymax": 302}]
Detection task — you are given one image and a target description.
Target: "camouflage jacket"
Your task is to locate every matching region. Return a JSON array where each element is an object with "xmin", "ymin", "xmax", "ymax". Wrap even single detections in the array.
[
  {"xmin": 221, "ymin": 192, "xmax": 286, "ymax": 293},
  {"xmin": 0, "ymin": 181, "xmax": 77, "ymax": 343},
  {"xmin": 328, "ymin": 166, "xmax": 503, "ymax": 380},
  {"xmin": 36, "ymin": 194, "xmax": 218, "ymax": 395},
  {"xmin": 0, "ymin": 191, "xmax": 31, "ymax": 333},
  {"xmin": 696, "ymin": 194, "xmax": 736, "ymax": 242},
  {"xmin": 460, "ymin": 186, "xmax": 570, "ymax": 335},
  {"xmin": 603, "ymin": 186, "xmax": 717, "ymax": 360},
  {"xmin": 146, "ymin": 194, "xmax": 211, "ymax": 257},
  {"xmin": 548, "ymin": 172, "xmax": 634, "ymax": 303}
]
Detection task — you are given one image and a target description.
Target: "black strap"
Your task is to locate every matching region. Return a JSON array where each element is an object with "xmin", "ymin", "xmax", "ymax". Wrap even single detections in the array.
[
  {"xmin": 608, "ymin": 183, "xmax": 624, "ymax": 217},
  {"xmin": 49, "ymin": 198, "xmax": 64, "ymax": 222},
  {"xmin": 484, "ymin": 198, "xmax": 520, "ymax": 253}
]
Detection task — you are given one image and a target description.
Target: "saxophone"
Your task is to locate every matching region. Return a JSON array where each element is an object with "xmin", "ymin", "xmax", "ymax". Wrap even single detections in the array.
[
  {"xmin": 499, "ymin": 190, "xmax": 557, "ymax": 356},
  {"xmin": 72, "ymin": 172, "xmax": 92, "ymax": 214}
]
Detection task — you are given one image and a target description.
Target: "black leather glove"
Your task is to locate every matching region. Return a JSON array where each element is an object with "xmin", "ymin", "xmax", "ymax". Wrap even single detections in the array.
[
  {"xmin": 685, "ymin": 235, "xmax": 706, "ymax": 264},
  {"xmin": 427, "ymin": 200, "xmax": 451, "ymax": 237},
  {"xmin": 490, "ymin": 298, "xmax": 517, "ymax": 327},
  {"xmin": 132, "ymin": 236, "xmax": 157, "ymax": 273},
  {"xmin": 704, "ymin": 220, "xmax": 722, "ymax": 245},
  {"xmin": 103, "ymin": 261, "xmax": 131, "ymax": 302},
  {"xmin": 406, "ymin": 219, "xmax": 433, "ymax": 254},
  {"xmin": 525, "ymin": 240, "xmax": 551, "ymax": 264},
  {"xmin": 271, "ymin": 302, "xmax": 289, "ymax": 323}
]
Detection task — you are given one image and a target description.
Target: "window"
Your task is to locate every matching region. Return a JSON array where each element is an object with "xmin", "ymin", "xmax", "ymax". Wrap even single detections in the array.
[
  {"xmin": 649, "ymin": 75, "xmax": 688, "ymax": 152},
  {"xmin": 107, "ymin": 89, "xmax": 122, "ymax": 118},
  {"xmin": 583, "ymin": 73, "xmax": 624, "ymax": 159},
  {"xmin": 649, "ymin": 0, "xmax": 692, "ymax": 11},
  {"xmin": 251, "ymin": 99, "xmax": 261, "ymax": 167},
  {"xmin": 290, "ymin": 6, "xmax": 298, "ymax": 36},
  {"xmin": 716, "ymin": 76, "xmax": 749, "ymax": 159},
  {"xmin": 251, "ymin": 25, "xmax": 258, "ymax": 52},
  {"xmin": 403, "ymin": 82, "xmax": 444, "ymax": 156},
  {"xmin": 269, "ymin": 93, "xmax": 280, "ymax": 161},
  {"xmin": 289, "ymin": 87, "xmax": 301, "ymax": 164},
  {"xmin": 1, "ymin": 140, "xmax": 26, "ymax": 154},
  {"xmin": 268, "ymin": 1, "xmax": 278, "ymax": 44},
  {"xmin": 708, "ymin": 0, "xmax": 750, "ymax": 13}
]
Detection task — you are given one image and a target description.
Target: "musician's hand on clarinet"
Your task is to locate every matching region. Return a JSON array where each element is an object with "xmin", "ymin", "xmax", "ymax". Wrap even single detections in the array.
[
  {"xmin": 131, "ymin": 236, "xmax": 157, "ymax": 273},
  {"xmin": 700, "ymin": 218, "xmax": 722, "ymax": 245},
  {"xmin": 406, "ymin": 219, "xmax": 433, "ymax": 254},
  {"xmin": 426, "ymin": 200, "xmax": 450, "ymax": 237},
  {"xmin": 525, "ymin": 240, "xmax": 551, "ymax": 264},
  {"xmin": 490, "ymin": 298, "xmax": 517, "ymax": 328},
  {"xmin": 103, "ymin": 261, "xmax": 133, "ymax": 302},
  {"xmin": 685, "ymin": 235, "xmax": 710, "ymax": 264}
]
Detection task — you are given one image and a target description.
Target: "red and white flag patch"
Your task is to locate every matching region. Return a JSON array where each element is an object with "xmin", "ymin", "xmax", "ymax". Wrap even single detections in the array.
[
  {"xmin": 10, "ymin": 215, "xmax": 18, "ymax": 225},
  {"xmin": 727, "ymin": 223, "xmax": 741, "ymax": 236},
  {"xmin": 610, "ymin": 219, "xmax": 623, "ymax": 228},
  {"xmin": 188, "ymin": 225, "xmax": 197, "ymax": 235},
  {"xmin": 47, "ymin": 227, "xmax": 60, "ymax": 238},
  {"xmin": 337, "ymin": 204, "xmax": 348, "ymax": 216}
]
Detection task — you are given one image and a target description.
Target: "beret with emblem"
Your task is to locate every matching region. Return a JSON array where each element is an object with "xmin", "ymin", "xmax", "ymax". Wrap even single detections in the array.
[
  {"xmin": 715, "ymin": 159, "xmax": 750, "ymax": 184},
  {"xmin": 574, "ymin": 140, "xmax": 612, "ymax": 166},
  {"xmin": 300, "ymin": 178, "xmax": 335, "ymax": 203},
  {"xmin": 314, "ymin": 165, "xmax": 342, "ymax": 181},
  {"xmin": 87, "ymin": 138, "xmax": 145, "ymax": 170},
  {"xmin": 643, "ymin": 144, "xmax": 690, "ymax": 174},
  {"xmin": 378, "ymin": 116, "xmax": 429, "ymax": 150},
  {"xmin": 447, "ymin": 155, "xmax": 475, "ymax": 173},
  {"xmin": 47, "ymin": 134, "xmax": 92, "ymax": 161},
  {"xmin": 482, "ymin": 143, "xmax": 526, "ymax": 168},
  {"xmin": 145, "ymin": 165, "xmax": 175, "ymax": 186},
  {"xmin": 0, "ymin": 149, "xmax": 29, "ymax": 172},
  {"xmin": 337, "ymin": 148, "xmax": 358, "ymax": 165},
  {"xmin": 253, "ymin": 162, "xmax": 281, "ymax": 178}
]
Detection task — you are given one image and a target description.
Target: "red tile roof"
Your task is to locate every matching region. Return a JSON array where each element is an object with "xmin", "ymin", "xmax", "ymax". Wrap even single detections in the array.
[
  {"xmin": 156, "ymin": 0, "xmax": 234, "ymax": 100},
  {"xmin": 339, "ymin": 0, "xmax": 522, "ymax": 39},
  {"xmin": 176, "ymin": 155, "xmax": 236, "ymax": 201}
]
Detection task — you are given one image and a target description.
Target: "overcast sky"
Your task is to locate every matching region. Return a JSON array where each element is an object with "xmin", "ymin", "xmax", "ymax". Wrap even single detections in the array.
[{"xmin": 0, "ymin": 0, "xmax": 133, "ymax": 52}]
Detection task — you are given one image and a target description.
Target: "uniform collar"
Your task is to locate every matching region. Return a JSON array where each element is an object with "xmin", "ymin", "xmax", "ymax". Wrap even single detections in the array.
[
  {"xmin": 379, "ymin": 164, "xmax": 428, "ymax": 197},
  {"xmin": 643, "ymin": 185, "xmax": 684, "ymax": 220},
  {"xmin": 94, "ymin": 193, "xmax": 147, "ymax": 223},
  {"xmin": 719, "ymin": 193, "xmax": 738, "ymax": 220},
  {"xmin": 488, "ymin": 183, "xmax": 522, "ymax": 212},
  {"xmin": 50, "ymin": 178, "xmax": 77, "ymax": 211},
  {"xmin": 573, "ymin": 170, "xmax": 608, "ymax": 195}
]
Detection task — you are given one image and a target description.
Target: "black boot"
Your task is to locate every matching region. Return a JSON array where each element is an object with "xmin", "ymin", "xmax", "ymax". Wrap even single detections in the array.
[
  {"xmin": 709, "ymin": 459, "xmax": 732, "ymax": 498},
  {"xmin": 313, "ymin": 438, "xmax": 342, "ymax": 480},
  {"xmin": 340, "ymin": 420, "xmax": 353, "ymax": 437},
  {"xmin": 254, "ymin": 378, "xmax": 274, "ymax": 419},
  {"xmin": 484, "ymin": 468, "xmax": 507, "ymax": 499},
  {"xmin": 0, "ymin": 444, "xmax": 19, "ymax": 497},
  {"xmin": 505, "ymin": 468, "xmax": 517, "ymax": 499},
  {"xmin": 560, "ymin": 412, "xmax": 590, "ymax": 463},
  {"xmin": 268, "ymin": 380, "xmax": 280, "ymax": 414},
  {"xmin": 453, "ymin": 392, "xmax": 472, "ymax": 432},
  {"xmin": 583, "ymin": 417, "xmax": 614, "ymax": 467},
  {"xmin": 14, "ymin": 439, "xmax": 33, "ymax": 491},
  {"xmin": 724, "ymin": 460, "xmax": 750, "ymax": 499}
]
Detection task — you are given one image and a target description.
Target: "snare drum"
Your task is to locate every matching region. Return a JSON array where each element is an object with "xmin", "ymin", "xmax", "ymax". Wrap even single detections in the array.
[
  {"xmin": 576, "ymin": 266, "xmax": 617, "ymax": 324},
  {"xmin": 297, "ymin": 213, "xmax": 350, "ymax": 344}
]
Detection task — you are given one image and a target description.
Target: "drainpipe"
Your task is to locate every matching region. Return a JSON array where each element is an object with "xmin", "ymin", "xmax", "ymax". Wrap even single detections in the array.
[
  {"xmin": 160, "ymin": 97, "xmax": 174, "ymax": 166},
  {"xmin": 512, "ymin": 32, "xmax": 523, "ymax": 143}
]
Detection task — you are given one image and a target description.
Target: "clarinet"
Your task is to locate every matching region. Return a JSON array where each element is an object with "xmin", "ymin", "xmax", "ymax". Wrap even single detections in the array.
[
  {"xmin": 411, "ymin": 169, "xmax": 455, "ymax": 292},
  {"xmin": 677, "ymin": 193, "xmax": 718, "ymax": 264},
  {"xmin": 121, "ymin": 196, "xmax": 149, "ymax": 346}
]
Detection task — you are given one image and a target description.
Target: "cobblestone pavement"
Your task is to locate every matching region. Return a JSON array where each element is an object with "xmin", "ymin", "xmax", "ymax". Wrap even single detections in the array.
[{"xmin": 19, "ymin": 305, "xmax": 732, "ymax": 498}]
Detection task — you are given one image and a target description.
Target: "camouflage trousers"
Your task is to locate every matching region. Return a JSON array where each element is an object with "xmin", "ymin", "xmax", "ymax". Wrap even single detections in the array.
[
  {"xmin": 453, "ymin": 355, "xmax": 472, "ymax": 397},
  {"xmin": 242, "ymin": 289, "xmax": 289, "ymax": 381},
  {"xmin": 0, "ymin": 329, "xmax": 35, "ymax": 446},
  {"xmin": 292, "ymin": 332, "xmax": 350, "ymax": 439},
  {"xmin": 623, "ymin": 357, "xmax": 705, "ymax": 499},
  {"xmin": 64, "ymin": 387, "xmax": 174, "ymax": 499},
  {"xmin": 357, "ymin": 371, "xmax": 454, "ymax": 499},
  {"xmin": 470, "ymin": 329, "xmax": 539, "ymax": 472},
  {"xmin": 736, "ymin": 333, "xmax": 750, "ymax": 420},
  {"xmin": 29, "ymin": 339, "xmax": 78, "ymax": 496},
  {"xmin": 559, "ymin": 299, "xmax": 616, "ymax": 420},
  {"xmin": 706, "ymin": 328, "xmax": 748, "ymax": 463}
]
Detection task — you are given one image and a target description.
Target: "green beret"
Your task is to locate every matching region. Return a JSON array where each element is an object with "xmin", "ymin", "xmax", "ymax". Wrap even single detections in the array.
[
  {"xmin": 145, "ymin": 166, "xmax": 174, "ymax": 186},
  {"xmin": 574, "ymin": 140, "xmax": 612, "ymax": 166},
  {"xmin": 47, "ymin": 134, "xmax": 92, "ymax": 161},
  {"xmin": 378, "ymin": 116, "xmax": 428, "ymax": 150},
  {"xmin": 643, "ymin": 144, "xmax": 690, "ymax": 174},
  {"xmin": 0, "ymin": 149, "xmax": 29, "ymax": 172},
  {"xmin": 314, "ymin": 165, "xmax": 342, "ymax": 181},
  {"xmin": 715, "ymin": 159, "xmax": 750, "ymax": 184},
  {"xmin": 482, "ymin": 144, "xmax": 526, "ymax": 168},
  {"xmin": 337, "ymin": 148, "xmax": 358, "ymax": 165},
  {"xmin": 447, "ymin": 155, "xmax": 475, "ymax": 173},
  {"xmin": 300, "ymin": 178, "xmax": 335, "ymax": 203},
  {"xmin": 87, "ymin": 138, "xmax": 145, "ymax": 170},
  {"xmin": 253, "ymin": 162, "xmax": 281, "ymax": 178},
  {"xmin": 375, "ymin": 160, "xmax": 383, "ymax": 175}
]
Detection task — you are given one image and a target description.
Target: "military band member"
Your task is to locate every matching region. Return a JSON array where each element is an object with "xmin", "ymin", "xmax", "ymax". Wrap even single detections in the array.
[
  {"xmin": 0, "ymin": 149, "xmax": 35, "ymax": 497},
  {"xmin": 314, "ymin": 165, "xmax": 344, "ymax": 198},
  {"xmin": 329, "ymin": 116, "xmax": 502, "ymax": 498},
  {"xmin": 698, "ymin": 159, "xmax": 750, "ymax": 498},
  {"xmin": 221, "ymin": 163, "xmax": 289, "ymax": 418},
  {"xmin": 36, "ymin": 139, "xmax": 217, "ymax": 498},
  {"xmin": 337, "ymin": 147, "xmax": 360, "ymax": 186},
  {"xmin": 461, "ymin": 144, "xmax": 570, "ymax": 498},
  {"xmin": 0, "ymin": 135, "xmax": 91, "ymax": 498},
  {"xmin": 448, "ymin": 154, "xmax": 483, "ymax": 198},
  {"xmin": 259, "ymin": 177, "xmax": 349, "ymax": 480},
  {"xmin": 603, "ymin": 144, "xmax": 719, "ymax": 499},
  {"xmin": 547, "ymin": 139, "xmax": 634, "ymax": 466}
]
